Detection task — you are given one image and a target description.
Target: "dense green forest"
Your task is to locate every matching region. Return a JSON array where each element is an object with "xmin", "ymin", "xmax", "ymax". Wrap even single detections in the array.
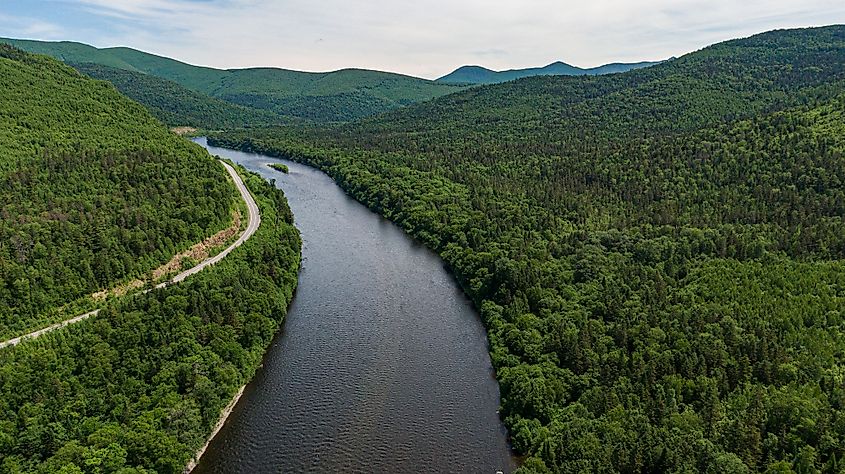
[
  {"xmin": 0, "ymin": 38, "xmax": 467, "ymax": 123},
  {"xmin": 0, "ymin": 45, "xmax": 244, "ymax": 339},
  {"xmin": 0, "ymin": 168, "xmax": 301, "ymax": 473},
  {"xmin": 210, "ymin": 26, "xmax": 845, "ymax": 473},
  {"xmin": 357, "ymin": 26, "xmax": 845, "ymax": 140},
  {"xmin": 72, "ymin": 63, "xmax": 283, "ymax": 129},
  {"xmin": 268, "ymin": 163, "xmax": 289, "ymax": 173}
]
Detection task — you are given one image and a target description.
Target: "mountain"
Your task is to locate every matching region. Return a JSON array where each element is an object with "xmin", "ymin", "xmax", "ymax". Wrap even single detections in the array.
[
  {"xmin": 0, "ymin": 44, "xmax": 240, "ymax": 337},
  {"xmin": 0, "ymin": 45, "xmax": 302, "ymax": 472},
  {"xmin": 72, "ymin": 63, "xmax": 282, "ymax": 128},
  {"xmin": 367, "ymin": 26, "xmax": 845, "ymax": 138},
  {"xmin": 436, "ymin": 59, "xmax": 664, "ymax": 84},
  {"xmin": 207, "ymin": 25, "xmax": 845, "ymax": 473},
  {"xmin": 0, "ymin": 38, "xmax": 467, "ymax": 123}
]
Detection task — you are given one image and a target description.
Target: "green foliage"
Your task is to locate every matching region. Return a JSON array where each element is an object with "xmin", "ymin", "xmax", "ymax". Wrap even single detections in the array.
[
  {"xmin": 268, "ymin": 163, "xmax": 289, "ymax": 173},
  {"xmin": 360, "ymin": 26, "xmax": 845, "ymax": 138},
  {"xmin": 0, "ymin": 38, "xmax": 468, "ymax": 123},
  {"xmin": 0, "ymin": 45, "xmax": 237, "ymax": 338},
  {"xmin": 209, "ymin": 25, "xmax": 845, "ymax": 473},
  {"xmin": 71, "ymin": 63, "xmax": 282, "ymax": 128},
  {"xmin": 0, "ymin": 169, "xmax": 301, "ymax": 473}
]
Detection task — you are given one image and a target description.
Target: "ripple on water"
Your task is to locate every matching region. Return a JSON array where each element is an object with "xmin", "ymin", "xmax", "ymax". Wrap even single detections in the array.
[{"xmin": 192, "ymin": 139, "xmax": 517, "ymax": 474}]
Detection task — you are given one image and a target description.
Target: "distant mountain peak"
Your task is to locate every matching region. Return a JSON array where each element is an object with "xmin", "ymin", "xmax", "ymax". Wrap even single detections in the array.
[
  {"xmin": 437, "ymin": 58, "xmax": 664, "ymax": 85},
  {"xmin": 454, "ymin": 65, "xmax": 495, "ymax": 72}
]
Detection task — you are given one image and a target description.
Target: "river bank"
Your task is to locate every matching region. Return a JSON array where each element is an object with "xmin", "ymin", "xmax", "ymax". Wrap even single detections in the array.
[
  {"xmin": 184, "ymin": 385, "xmax": 247, "ymax": 473},
  {"xmin": 192, "ymin": 138, "xmax": 517, "ymax": 473}
]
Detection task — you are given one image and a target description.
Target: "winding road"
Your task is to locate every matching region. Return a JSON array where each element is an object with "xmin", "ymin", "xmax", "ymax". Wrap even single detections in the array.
[{"xmin": 0, "ymin": 160, "xmax": 260, "ymax": 350}]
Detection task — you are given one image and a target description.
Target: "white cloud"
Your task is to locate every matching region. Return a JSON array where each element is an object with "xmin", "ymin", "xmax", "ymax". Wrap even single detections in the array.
[
  {"xmin": 41, "ymin": 0, "xmax": 845, "ymax": 78},
  {"xmin": 0, "ymin": 12, "xmax": 66, "ymax": 39}
]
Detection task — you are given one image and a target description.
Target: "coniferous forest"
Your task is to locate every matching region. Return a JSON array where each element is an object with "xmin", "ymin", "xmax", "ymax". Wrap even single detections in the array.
[{"xmin": 209, "ymin": 26, "xmax": 845, "ymax": 473}]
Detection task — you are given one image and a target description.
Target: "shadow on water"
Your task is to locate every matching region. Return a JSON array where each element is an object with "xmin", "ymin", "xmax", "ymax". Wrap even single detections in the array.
[{"xmin": 192, "ymin": 138, "xmax": 517, "ymax": 474}]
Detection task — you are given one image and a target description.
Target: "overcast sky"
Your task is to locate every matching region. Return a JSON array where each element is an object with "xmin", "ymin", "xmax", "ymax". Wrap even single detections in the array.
[{"xmin": 2, "ymin": 0, "xmax": 845, "ymax": 79}]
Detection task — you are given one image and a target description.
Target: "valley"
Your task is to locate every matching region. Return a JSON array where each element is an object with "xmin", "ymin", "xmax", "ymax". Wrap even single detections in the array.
[
  {"xmin": 1, "ymin": 14, "xmax": 845, "ymax": 474},
  {"xmin": 207, "ymin": 25, "xmax": 845, "ymax": 473}
]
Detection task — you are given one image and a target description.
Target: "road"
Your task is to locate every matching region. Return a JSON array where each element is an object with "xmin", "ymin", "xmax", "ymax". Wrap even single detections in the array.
[{"xmin": 0, "ymin": 160, "xmax": 260, "ymax": 350}]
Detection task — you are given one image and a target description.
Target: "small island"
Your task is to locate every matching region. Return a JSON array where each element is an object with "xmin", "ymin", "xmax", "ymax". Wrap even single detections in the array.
[{"xmin": 269, "ymin": 163, "xmax": 289, "ymax": 173}]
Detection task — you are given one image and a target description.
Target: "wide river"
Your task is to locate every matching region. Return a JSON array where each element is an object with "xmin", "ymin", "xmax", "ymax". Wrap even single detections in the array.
[{"xmin": 193, "ymin": 138, "xmax": 517, "ymax": 473}]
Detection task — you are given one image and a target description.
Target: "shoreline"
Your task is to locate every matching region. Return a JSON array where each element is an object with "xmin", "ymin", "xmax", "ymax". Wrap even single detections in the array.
[
  {"xmin": 197, "ymin": 138, "xmax": 518, "ymax": 471},
  {"xmin": 184, "ymin": 384, "xmax": 247, "ymax": 473}
]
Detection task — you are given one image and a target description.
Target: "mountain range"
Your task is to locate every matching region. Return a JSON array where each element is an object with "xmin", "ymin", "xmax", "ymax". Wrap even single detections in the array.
[
  {"xmin": 436, "ymin": 59, "xmax": 665, "ymax": 84},
  {"xmin": 1, "ymin": 37, "xmax": 668, "ymax": 124},
  {"xmin": 0, "ymin": 38, "xmax": 467, "ymax": 123}
]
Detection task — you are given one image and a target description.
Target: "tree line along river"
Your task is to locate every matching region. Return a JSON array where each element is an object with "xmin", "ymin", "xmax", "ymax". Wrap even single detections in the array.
[{"xmin": 193, "ymin": 138, "xmax": 517, "ymax": 473}]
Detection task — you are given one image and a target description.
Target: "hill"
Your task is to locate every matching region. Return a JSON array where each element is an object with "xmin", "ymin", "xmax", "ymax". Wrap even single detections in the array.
[
  {"xmin": 208, "ymin": 25, "xmax": 845, "ymax": 473},
  {"xmin": 72, "ymin": 63, "xmax": 282, "ymax": 128},
  {"xmin": 0, "ymin": 45, "xmax": 301, "ymax": 472},
  {"xmin": 361, "ymin": 26, "xmax": 845, "ymax": 140},
  {"xmin": 0, "ymin": 38, "xmax": 467, "ymax": 123},
  {"xmin": 437, "ymin": 59, "xmax": 663, "ymax": 84},
  {"xmin": 0, "ymin": 44, "xmax": 241, "ymax": 338}
]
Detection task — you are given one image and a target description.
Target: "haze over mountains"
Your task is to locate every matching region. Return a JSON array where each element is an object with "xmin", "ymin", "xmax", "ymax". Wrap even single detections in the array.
[
  {"xmin": 71, "ymin": 63, "xmax": 284, "ymax": 129},
  {"xmin": 436, "ymin": 59, "xmax": 665, "ymax": 84}
]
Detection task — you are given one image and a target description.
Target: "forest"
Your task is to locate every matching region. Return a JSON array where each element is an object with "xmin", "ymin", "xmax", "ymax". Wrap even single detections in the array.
[
  {"xmin": 209, "ymin": 26, "xmax": 845, "ymax": 473},
  {"xmin": 0, "ymin": 169, "xmax": 301, "ymax": 473},
  {"xmin": 0, "ymin": 44, "xmax": 302, "ymax": 473},
  {"xmin": 0, "ymin": 45, "xmax": 243, "ymax": 339},
  {"xmin": 0, "ymin": 37, "xmax": 467, "ymax": 125},
  {"xmin": 72, "ymin": 63, "xmax": 283, "ymax": 129}
]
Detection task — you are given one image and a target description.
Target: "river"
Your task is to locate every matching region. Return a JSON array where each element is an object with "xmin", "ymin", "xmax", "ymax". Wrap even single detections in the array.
[{"xmin": 192, "ymin": 138, "xmax": 517, "ymax": 473}]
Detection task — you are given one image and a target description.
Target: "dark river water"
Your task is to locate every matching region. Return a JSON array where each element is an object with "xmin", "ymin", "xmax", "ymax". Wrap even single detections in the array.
[{"xmin": 193, "ymin": 138, "xmax": 516, "ymax": 473}]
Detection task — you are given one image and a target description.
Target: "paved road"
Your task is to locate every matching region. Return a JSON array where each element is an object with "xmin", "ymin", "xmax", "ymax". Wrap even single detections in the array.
[{"xmin": 0, "ymin": 160, "xmax": 260, "ymax": 350}]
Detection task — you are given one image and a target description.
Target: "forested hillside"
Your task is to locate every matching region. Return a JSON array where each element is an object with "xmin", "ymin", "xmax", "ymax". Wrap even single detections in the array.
[
  {"xmin": 0, "ymin": 38, "xmax": 467, "ymax": 123},
  {"xmin": 72, "ymin": 63, "xmax": 282, "ymax": 129},
  {"xmin": 365, "ymin": 26, "xmax": 845, "ymax": 139},
  {"xmin": 209, "ymin": 25, "xmax": 845, "ymax": 473},
  {"xmin": 0, "ymin": 44, "xmax": 302, "ymax": 472},
  {"xmin": 0, "ymin": 45, "xmax": 237, "ymax": 339},
  {"xmin": 0, "ymin": 169, "xmax": 301, "ymax": 472}
]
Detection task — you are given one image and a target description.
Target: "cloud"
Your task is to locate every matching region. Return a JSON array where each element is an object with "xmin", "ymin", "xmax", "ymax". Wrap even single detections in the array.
[
  {"xmin": 471, "ymin": 49, "xmax": 509, "ymax": 58},
  {"xmin": 0, "ymin": 12, "xmax": 66, "ymax": 39},
  {"xmin": 60, "ymin": 0, "xmax": 204, "ymax": 19},
  {"xmin": 17, "ymin": 0, "xmax": 845, "ymax": 78}
]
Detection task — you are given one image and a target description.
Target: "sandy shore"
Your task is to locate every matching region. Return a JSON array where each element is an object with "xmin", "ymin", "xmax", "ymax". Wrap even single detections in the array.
[{"xmin": 184, "ymin": 384, "xmax": 247, "ymax": 473}]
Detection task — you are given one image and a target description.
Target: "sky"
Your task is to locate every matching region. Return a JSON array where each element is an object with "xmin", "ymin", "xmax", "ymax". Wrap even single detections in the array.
[{"xmin": 2, "ymin": 0, "xmax": 845, "ymax": 79}]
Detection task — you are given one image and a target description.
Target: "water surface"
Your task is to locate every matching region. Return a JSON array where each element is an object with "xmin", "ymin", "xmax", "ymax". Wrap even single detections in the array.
[{"xmin": 193, "ymin": 138, "xmax": 516, "ymax": 473}]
